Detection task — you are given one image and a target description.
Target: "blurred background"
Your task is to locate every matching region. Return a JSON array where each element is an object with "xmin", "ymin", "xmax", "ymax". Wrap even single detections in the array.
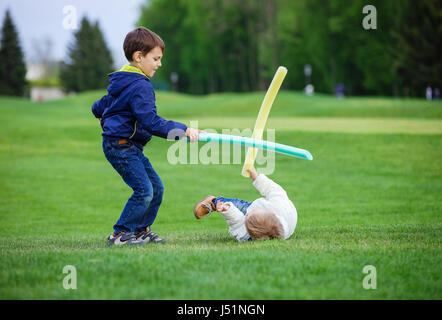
[{"xmin": 0, "ymin": 0, "xmax": 440, "ymax": 100}]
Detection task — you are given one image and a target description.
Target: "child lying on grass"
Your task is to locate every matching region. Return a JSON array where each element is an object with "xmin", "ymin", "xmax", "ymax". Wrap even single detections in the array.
[{"xmin": 193, "ymin": 166, "xmax": 297, "ymax": 241}]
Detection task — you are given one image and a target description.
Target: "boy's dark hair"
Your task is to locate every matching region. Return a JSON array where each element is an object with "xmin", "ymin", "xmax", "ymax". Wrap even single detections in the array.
[{"xmin": 123, "ymin": 27, "xmax": 165, "ymax": 62}]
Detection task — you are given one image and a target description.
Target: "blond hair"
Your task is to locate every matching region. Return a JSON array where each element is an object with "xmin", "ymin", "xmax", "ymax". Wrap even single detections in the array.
[{"xmin": 245, "ymin": 210, "xmax": 284, "ymax": 240}]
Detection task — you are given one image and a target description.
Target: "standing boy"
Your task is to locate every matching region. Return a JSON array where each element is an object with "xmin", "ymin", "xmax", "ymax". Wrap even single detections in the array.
[{"xmin": 92, "ymin": 27, "xmax": 200, "ymax": 246}]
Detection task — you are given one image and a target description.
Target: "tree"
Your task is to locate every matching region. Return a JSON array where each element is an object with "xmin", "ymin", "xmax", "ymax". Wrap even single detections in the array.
[
  {"xmin": 391, "ymin": 0, "xmax": 442, "ymax": 96},
  {"xmin": 136, "ymin": 0, "xmax": 440, "ymax": 97},
  {"xmin": 61, "ymin": 17, "xmax": 114, "ymax": 92},
  {"xmin": 0, "ymin": 9, "xmax": 27, "ymax": 96}
]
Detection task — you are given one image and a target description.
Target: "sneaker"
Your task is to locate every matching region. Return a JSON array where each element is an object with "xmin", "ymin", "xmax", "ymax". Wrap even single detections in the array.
[
  {"xmin": 194, "ymin": 195, "xmax": 216, "ymax": 219},
  {"xmin": 134, "ymin": 226, "xmax": 166, "ymax": 244},
  {"xmin": 107, "ymin": 232, "xmax": 143, "ymax": 247}
]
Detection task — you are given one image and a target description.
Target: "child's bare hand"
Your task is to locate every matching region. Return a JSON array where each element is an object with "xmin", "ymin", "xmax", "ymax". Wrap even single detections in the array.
[
  {"xmin": 216, "ymin": 201, "xmax": 230, "ymax": 212},
  {"xmin": 186, "ymin": 128, "xmax": 205, "ymax": 142},
  {"xmin": 247, "ymin": 166, "xmax": 258, "ymax": 180}
]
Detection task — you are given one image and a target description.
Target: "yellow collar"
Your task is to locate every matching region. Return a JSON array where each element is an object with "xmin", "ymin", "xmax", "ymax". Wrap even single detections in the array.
[{"xmin": 115, "ymin": 65, "xmax": 149, "ymax": 79}]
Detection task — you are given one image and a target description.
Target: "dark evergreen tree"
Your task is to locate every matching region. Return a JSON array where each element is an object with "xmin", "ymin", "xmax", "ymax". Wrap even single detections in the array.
[
  {"xmin": 0, "ymin": 9, "xmax": 27, "ymax": 96},
  {"xmin": 61, "ymin": 17, "xmax": 114, "ymax": 92}
]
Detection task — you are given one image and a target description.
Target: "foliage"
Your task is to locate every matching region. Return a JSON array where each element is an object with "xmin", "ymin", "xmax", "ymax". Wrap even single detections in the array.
[
  {"xmin": 0, "ymin": 9, "xmax": 27, "ymax": 96},
  {"xmin": 137, "ymin": 0, "xmax": 441, "ymax": 97},
  {"xmin": 60, "ymin": 17, "xmax": 114, "ymax": 92},
  {"xmin": 391, "ymin": 0, "xmax": 442, "ymax": 96},
  {"xmin": 28, "ymin": 77, "xmax": 61, "ymax": 88}
]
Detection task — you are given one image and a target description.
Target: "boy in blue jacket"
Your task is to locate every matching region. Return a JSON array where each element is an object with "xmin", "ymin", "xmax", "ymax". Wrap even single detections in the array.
[{"xmin": 92, "ymin": 27, "xmax": 200, "ymax": 246}]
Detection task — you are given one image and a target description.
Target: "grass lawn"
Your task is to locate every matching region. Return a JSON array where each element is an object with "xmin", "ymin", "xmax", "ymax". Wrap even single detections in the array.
[{"xmin": 0, "ymin": 91, "xmax": 441, "ymax": 299}]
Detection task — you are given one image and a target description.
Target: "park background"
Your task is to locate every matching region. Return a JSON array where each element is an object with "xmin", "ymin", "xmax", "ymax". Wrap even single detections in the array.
[{"xmin": 0, "ymin": 0, "xmax": 441, "ymax": 299}]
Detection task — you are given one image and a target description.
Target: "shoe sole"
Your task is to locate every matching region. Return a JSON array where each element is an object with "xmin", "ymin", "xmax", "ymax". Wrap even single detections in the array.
[
  {"xmin": 194, "ymin": 195, "xmax": 216, "ymax": 219},
  {"xmin": 108, "ymin": 236, "xmax": 146, "ymax": 247},
  {"xmin": 136, "ymin": 236, "xmax": 167, "ymax": 245}
]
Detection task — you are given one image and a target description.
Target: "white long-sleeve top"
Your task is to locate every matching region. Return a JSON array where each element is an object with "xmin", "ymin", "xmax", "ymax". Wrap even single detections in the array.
[{"xmin": 220, "ymin": 174, "xmax": 298, "ymax": 241}]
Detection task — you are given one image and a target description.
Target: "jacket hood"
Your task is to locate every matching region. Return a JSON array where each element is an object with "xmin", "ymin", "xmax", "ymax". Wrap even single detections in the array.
[{"xmin": 107, "ymin": 65, "xmax": 149, "ymax": 97}]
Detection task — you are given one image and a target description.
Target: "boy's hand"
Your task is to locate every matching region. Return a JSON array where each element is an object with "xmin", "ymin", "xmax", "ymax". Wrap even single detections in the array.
[
  {"xmin": 247, "ymin": 166, "xmax": 258, "ymax": 181},
  {"xmin": 216, "ymin": 201, "xmax": 230, "ymax": 212},
  {"xmin": 186, "ymin": 128, "xmax": 204, "ymax": 142}
]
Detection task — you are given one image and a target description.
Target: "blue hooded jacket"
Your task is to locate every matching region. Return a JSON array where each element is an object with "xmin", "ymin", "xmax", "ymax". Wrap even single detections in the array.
[{"xmin": 92, "ymin": 65, "xmax": 187, "ymax": 150}]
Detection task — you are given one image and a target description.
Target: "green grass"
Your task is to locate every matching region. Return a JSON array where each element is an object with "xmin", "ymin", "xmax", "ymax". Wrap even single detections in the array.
[{"xmin": 0, "ymin": 91, "xmax": 441, "ymax": 299}]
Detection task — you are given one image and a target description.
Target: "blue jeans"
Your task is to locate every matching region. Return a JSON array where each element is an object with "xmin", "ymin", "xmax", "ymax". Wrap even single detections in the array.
[
  {"xmin": 213, "ymin": 197, "xmax": 252, "ymax": 215},
  {"xmin": 102, "ymin": 137, "xmax": 164, "ymax": 234}
]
